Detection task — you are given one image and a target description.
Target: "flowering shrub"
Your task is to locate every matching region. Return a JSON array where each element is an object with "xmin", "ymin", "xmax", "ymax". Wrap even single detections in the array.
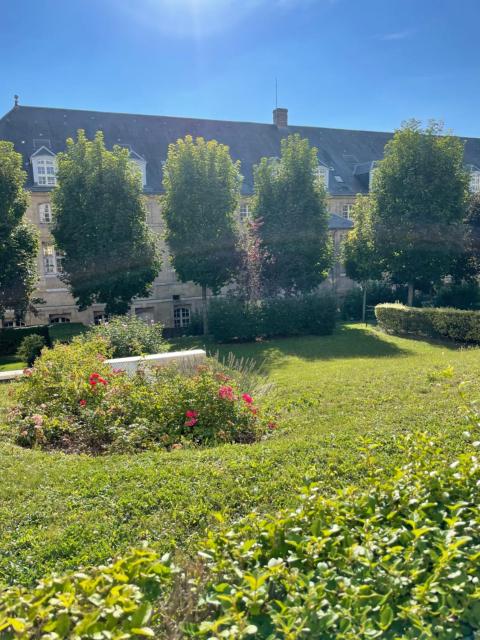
[
  {"xmin": 89, "ymin": 314, "xmax": 167, "ymax": 357},
  {"xmin": 8, "ymin": 337, "xmax": 272, "ymax": 454}
]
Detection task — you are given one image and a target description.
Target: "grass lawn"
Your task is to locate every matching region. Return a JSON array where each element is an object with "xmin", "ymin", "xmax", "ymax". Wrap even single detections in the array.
[
  {"xmin": 0, "ymin": 323, "xmax": 478, "ymax": 587},
  {"xmin": 0, "ymin": 355, "xmax": 25, "ymax": 371}
]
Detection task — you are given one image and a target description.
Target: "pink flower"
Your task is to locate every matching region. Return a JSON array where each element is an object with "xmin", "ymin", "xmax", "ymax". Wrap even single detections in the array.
[
  {"xmin": 242, "ymin": 393, "xmax": 253, "ymax": 404},
  {"xmin": 185, "ymin": 418, "xmax": 198, "ymax": 427},
  {"xmin": 79, "ymin": 399, "xmax": 87, "ymax": 407},
  {"xmin": 267, "ymin": 422, "xmax": 277, "ymax": 430},
  {"xmin": 218, "ymin": 385, "xmax": 235, "ymax": 401},
  {"xmin": 23, "ymin": 368, "xmax": 32, "ymax": 376},
  {"xmin": 249, "ymin": 406, "xmax": 258, "ymax": 415},
  {"xmin": 32, "ymin": 414, "xmax": 43, "ymax": 426},
  {"xmin": 185, "ymin": 410, "xmax": 199, "ymax": 419}
]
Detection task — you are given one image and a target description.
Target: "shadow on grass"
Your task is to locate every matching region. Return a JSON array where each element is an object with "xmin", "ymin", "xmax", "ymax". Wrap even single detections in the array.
[{"xmin": 171, "ymin": 324, "xmax": 412, "ymax": 370}]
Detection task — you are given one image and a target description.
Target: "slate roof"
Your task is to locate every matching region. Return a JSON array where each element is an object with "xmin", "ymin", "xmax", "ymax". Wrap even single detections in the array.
[{"xmin": 1, "ymin": 103, "xmax": 480, "ymax": 202}]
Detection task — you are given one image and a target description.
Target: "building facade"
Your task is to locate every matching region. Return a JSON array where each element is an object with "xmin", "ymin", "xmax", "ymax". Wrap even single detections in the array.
[{"xmin": 1, "ymin": 103, "xmax": 479, "ymax": 328}]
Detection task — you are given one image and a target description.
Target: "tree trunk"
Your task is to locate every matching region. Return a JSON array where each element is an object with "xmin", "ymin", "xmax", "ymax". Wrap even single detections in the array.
[
  {"xmin": 202, "ymin": 284, "xmax": 208, "ymax": 336},
  {"xmin": 407, "ymin": 283, "xmax": 414, "ymax": 307},
  {"xmin": 362, "ymin": 283, "xmax": 367, "ymax": 324}
]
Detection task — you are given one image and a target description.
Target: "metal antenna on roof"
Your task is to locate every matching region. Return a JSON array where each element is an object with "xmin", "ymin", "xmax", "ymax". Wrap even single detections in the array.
[{"xmin": 14, "ymin": 94, "xmax": 19, "ymax": 107}]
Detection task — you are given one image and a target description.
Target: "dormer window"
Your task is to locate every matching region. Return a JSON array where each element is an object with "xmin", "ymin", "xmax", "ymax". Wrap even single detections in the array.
[
  {"xmin": 129, "ymin": 150, "xmax": 147, "ymax": 187},
  {"xmin": 31, "ymin": 146, "xmax": 57, "ymax": 186},
  {"xmin": 38, "ymin": 203, "xmax": 53, "ymax": 223},
  {"xmin": 315, "ymin": 163, "xmax": 329, "ymax": 192},
  {"xmin": 469, "ymin": 169, "xmax": 480, "ymax": 194}
]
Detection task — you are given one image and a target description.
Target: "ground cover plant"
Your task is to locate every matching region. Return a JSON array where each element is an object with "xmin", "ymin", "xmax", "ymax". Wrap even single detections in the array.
[
  {"xmin": 0, "ymin": 325, "xmax": 479, "ymax": 588},
  {"xmin": 7, "ymin": 336, "xmax": 271, "ymax": 454},
  {"xmin": 0, "ymin": 433, "xmax": 479, "ymax": 638},
  {"xmin": 89, "ymin": 314, "xmax": 168, "ymax": 357}
]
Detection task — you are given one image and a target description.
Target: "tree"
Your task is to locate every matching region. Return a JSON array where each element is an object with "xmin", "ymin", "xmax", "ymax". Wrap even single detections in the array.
[
  {"xmin": 162, "ymin": 136, "xmax": 241, "ymax": 334},
  {"xmin": 253, "ymin": 134, "xmax": 332, "ymax": 295},
  {"xmin": 52, "ymin": 131, "xmax": 160, "ymax": 315},
  {"xmin": 371, "ymin": 120, "xmax": 469, "ymax": 306},
  {"xmin": 0, "ymin": 141, "xmax": 38, "ymax": 321},
  {"xmin": 236, "ymin": 218, "xmax": 270, "ymax": 303},
  {"xmin": 343, "ymin": 195, "xmax": 381, "ymax": 322}
]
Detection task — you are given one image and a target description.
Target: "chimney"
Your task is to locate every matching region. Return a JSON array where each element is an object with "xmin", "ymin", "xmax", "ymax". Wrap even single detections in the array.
[{"xmin": 273, "ymin": 107, "xmax": 288, "ymax": 129}]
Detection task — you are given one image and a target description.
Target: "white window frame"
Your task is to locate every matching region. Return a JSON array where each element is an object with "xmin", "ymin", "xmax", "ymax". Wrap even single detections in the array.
[
  {"xmin": 174, "ymin": 306, "xmax": 191, "ymax": 328},
  {"xmin": 32, "ymin": 151, "xmax": 57, "ymax": 187},
  {"xmin": 49, "ymin": 314, "xmax": 71, "ymax": 324},
  {"xmin": 42, "ymin": 243, "xmax": 63, "ymax": 275},
  {"xmin": 315, "ymin": 164, "xmax": 329, "ymax": 192},
  {"xmin": 38, "ymin": 202, "xmax": 53, "ymax": 223},
  {"xmin": 470, "ymin": 171, "xmax": 480, "ymax": 193},
  {"xmin": 239, "ymin": 202, "xmax": 250, "ymax": 220},
  {"xmin": 342, "ymin": 204, "xmax": 354, "ymax": 219}
]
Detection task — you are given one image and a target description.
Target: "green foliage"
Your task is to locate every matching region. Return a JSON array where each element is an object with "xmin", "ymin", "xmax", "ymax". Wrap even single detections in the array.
[
  {"xmin": 89, "ymin": 315, "xmax": 167, "ymax": 358},
  {"xmin": 341, "ymin": 281, "xmax": 409, "ymax": 320},
  {"xmin": 52, "ymin": 130, "xmax": 161, "ymax": 315},
  {"xmin": 376, "ymin": 302, "xmax": 480, "ymax": 342},
  {"xmin": 433, "ymin": 282, "xmax": 480, "ymax": 310},
  {"xmin": 253, "ymin": 134, "xmax": 332, "ymax": 294},
  {"xmin": 208, "ymin": 294, "xmax": 336, "ymax": 342},
  {"xmin": 0, "ymin": 141, "xmax": 38, "ymax": 320},
  {"xmin": 8, "ymin": 337, "xmax": 270, "ymax": 454},
  {"xmin": 371, "ymin": 121, "xmax": 469, "ymax": 295},
  {"xmin": 192, "ymin": 440, "xmax": 480, "ymax": 639},
  {"xmin": 161, "ymin": 136, "xmax": 241, "ymax": 303},
  {"xmin": 0, "ymin": 325, "xmax": 50, "ymax": 356},
  {"xmin": 16, "ymin": 334, "xmax": 46, "ymax": 367},
  {"xmin": 0, "ymin": 548, "xmax": 173, "ymax": 639},
  {"xmin": 49, "ymin": 322, "xmax": 88, "ymax": 344},
  {"xmin": 343, "ymin": 195, "xmax": 380, "ymax": 284},
  {"xmin": 1, "ymin": 439, "xmax": 480, "ymax": 639}
]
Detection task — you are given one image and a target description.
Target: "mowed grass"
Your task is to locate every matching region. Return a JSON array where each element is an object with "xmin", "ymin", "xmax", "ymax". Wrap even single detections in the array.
[
  {"xmin": 0, "ymin": 324, "xmax": 478, "ymax": 586},
  {"xmin": 0, "ymin": 356, "xmax": 25, "ymax": 371}
]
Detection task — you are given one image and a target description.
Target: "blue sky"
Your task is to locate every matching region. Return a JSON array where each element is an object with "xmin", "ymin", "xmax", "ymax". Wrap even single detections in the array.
[{"xmin": 1, "ymin": 0, "xmax": 480, "ymax": 136}]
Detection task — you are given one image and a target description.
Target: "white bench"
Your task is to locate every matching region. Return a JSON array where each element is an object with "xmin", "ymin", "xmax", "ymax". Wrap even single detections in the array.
[{"xmin": 0, "ymin": 350, "xmax": 207, "ymax": 382}]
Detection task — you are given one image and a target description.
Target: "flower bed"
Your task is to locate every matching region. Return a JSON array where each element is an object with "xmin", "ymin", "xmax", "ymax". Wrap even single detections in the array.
[{"xmin": 8, "ymin": 337, "xmax": 274, "ymax": 454}]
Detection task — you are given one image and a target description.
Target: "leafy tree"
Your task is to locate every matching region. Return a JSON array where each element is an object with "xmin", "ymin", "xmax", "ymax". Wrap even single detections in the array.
[
  {"xmin": 162, "ymin": 136, "xmax": 241, "ymax": 334},
  {"xmin": 0, "ymin": 141, "xmax": 38, "ymax": 321},
  {"xmin": 236, "ymin": 218, "xmax": 270, "ymax": 303},
  {"xmin": 343, "ymin": 195, "xmax": 381, "ymax": 322},
  {"xmin": 371, "ymin": 120, "xmax": 469, "ymax": 305},
  {"xmin": 52, "ymin": 131, "xmax": 160, "ymax": 315},
  {"xmin": 253, "ymin": 134, "xmax": 332, "ymax": 295}
]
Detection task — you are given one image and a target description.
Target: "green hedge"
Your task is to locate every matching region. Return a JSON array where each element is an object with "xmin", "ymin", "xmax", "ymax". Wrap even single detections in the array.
[
  {"xmin": 1, "ymin": 439, "xmax": 479, "ymax": 638},
  {"xmin": 375, "ymin": 303, "xmax": 480, "ymax": 343},
  {"xmin": 208, "ymin": 293, "xmax": 337, "ymax": 343},
  {"xmin": 0, "ymin": 325, "xmax": 51, "ymax": 356},
  {"xmin": 48, "ymin": 322, "xmax": 88, "ymax": 344}
]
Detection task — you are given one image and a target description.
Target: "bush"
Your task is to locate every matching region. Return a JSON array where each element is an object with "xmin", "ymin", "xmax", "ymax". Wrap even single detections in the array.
[
  {"xmin": 208, "ymin": 294, "xmax": 336, "ymax": 343},
  {"xmin": 433, "ymin": 282, "xmax": 480, "ymax": 310},
  {"xmin": 16, "ymin": 334, "xmax": 46, "ymax": 367},
  {"xmin": 8, "ymin": 337, "xmax": 273, "ymax": 454},
  {"xmin": 0, "ymin": 325, "xmax": 50, "ymax": 356},
  {"xmin": 89, "ymin": 315, "xmax": 168, "ymax": 358},
  {"xmin": 340, "ymin": 281, "xmax": 416, "ymax": 321},
  {"xmin": 376, "ymin": 303, "xmax": 480, "ymax": 343},
  {"xmin": 1, "ymin": 439, "xmax": 479, "ymax": 638}
]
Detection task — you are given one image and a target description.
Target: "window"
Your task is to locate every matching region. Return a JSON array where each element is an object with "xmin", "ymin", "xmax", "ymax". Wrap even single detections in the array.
[
  {"xmin": 42, "ymin": 244, "xmax": 63, "ymax": 275},
  {"xmin": 38, "ymin": 203, "xmax": 52, "ymax": 223},
  {"xmin": 2, "ymin": 319, "xmax": 25, "ymax": 328},
  {"xmin": 174, "ymin": 306, "xmax": 190, "ymax": 328},
  {"xmin": 49, "ymin": 314, "xmax": 71, "ymax": 323},
  {"xmin": 315, "ymin": 165, "xmax": 329, "ymax": 191},
  {"xmin": 135, "ymin": 307, "xmax": 155, "ymax": 323},
  {"xmin": 33, "ymin": 158, "xmax": 57, "ymax": 186},
  {"xmin": 93, "ymin": 311, "xmax": 108, "ymax": 325},
  {"xmin": 342, "ymin": 204, "xmax": 354, "ymax": 219},
  {"xmin": 470, "ymin": 171, "xmax": 480, "ymax": 193},
  {"xmin": 239, "ymin": 202, "xmax": 250, "ymax": 220}
]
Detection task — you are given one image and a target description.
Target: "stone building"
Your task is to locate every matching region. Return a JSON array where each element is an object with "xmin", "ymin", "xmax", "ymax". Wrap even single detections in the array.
[{"xmin": 1, "ymin": 102, "xmax": 479, "ymax": 328}]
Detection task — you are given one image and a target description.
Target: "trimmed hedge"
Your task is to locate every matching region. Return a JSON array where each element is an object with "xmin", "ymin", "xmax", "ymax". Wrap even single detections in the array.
[
  {"xmin": 208, "ymin": 294, "xmax": 337, "ymax": 343},
  {"xmin": 0, "ymin": 325, "xmax": 50, "ymax": 356},
  {"xmin": 376, "ymin": 303, "xmax": 480, "ymax": 343},
  {"xmin": 1, "ymin": 439, "xmax": 479, "ymax": 638}
]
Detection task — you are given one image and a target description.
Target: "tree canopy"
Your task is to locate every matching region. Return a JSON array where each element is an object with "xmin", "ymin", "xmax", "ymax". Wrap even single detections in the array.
[
  {"xmin": 343, "ymin": 195, "xmax": 380, "ymax": 284},
  {"xmin": 371, "ymin": 120, "xmax": 469, "ymax": 304},
  {"xmin": 162, "ymin": 135, "xmax": 241, "ymax": 331},
  {"xmin": 0, "ymin": 141, "xmax": 38, "ymax": 320},
  {"xmin": 253, "ymin": 134, "xmax": 332, "ymax": 295},
  {"xmin": 52, "ymin": 130, "xmax": 160, "ymax": 315}
]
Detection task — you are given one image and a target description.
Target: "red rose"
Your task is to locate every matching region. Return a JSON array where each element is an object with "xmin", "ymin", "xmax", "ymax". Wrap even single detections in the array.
[
  {"xmin": 218, "ymin": 385, "xmax": 235, "ymax": 401},
  {"xmin": 185, "ymin": 410, "xmax": 199, "ymax": 419},
  {"xmin": 79, "ymin": 399, "xmax": 87, "ymax": 407},
  {"xmin": 242, "ymin": 393, "xmax": 253, "ymax": 404}
]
